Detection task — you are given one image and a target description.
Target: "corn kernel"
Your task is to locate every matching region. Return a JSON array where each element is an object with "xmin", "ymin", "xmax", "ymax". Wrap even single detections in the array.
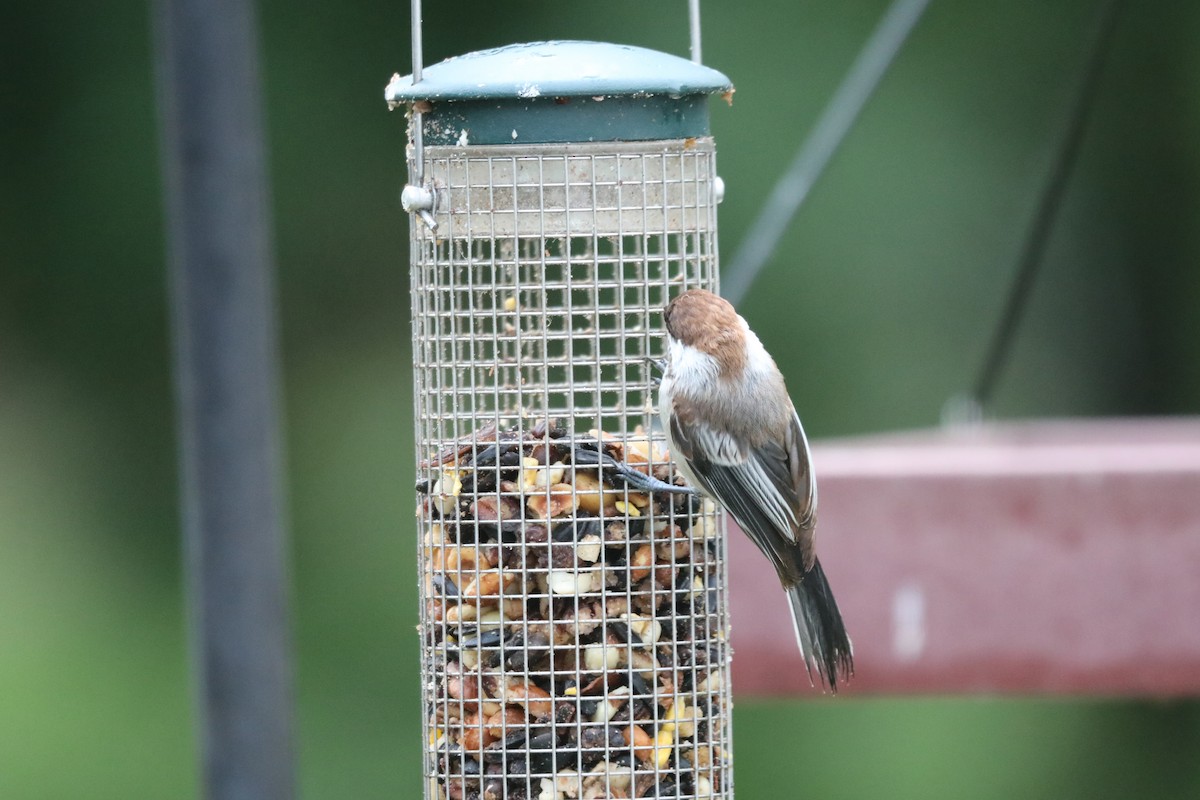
[{"xmin": 614, "ymin": 500, "xmax": 641, "ymax": 517}]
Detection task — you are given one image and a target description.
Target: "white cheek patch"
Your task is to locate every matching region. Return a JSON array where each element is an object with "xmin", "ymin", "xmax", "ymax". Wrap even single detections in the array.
[{"xmin": 668, "ymin": 339, "xmax": 720, "ymax": 387}]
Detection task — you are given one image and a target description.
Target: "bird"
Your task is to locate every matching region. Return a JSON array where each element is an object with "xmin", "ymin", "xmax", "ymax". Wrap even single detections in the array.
[{"xmin": 657, "ymin": 288, "xmax": 853, "ymax": 691}]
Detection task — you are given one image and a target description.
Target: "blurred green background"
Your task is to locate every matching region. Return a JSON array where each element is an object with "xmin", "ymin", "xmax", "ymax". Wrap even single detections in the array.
[{"xmin": 3, "ymin": 0, "xmax": 1199, "ymax": 798}]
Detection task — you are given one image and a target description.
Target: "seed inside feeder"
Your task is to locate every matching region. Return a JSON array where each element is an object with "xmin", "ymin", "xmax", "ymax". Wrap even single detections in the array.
[{"xmin": 418, "ymin": 422, "xmax": 729, "ymax": 800}]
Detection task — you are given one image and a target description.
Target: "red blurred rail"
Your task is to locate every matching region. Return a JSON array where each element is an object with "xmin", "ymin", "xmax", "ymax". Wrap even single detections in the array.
[{"xmin": 728, "ymin": 418, "xmax": 1200, "ymax": 697}]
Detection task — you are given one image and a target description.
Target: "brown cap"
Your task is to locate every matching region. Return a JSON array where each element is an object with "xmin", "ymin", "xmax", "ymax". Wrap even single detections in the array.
[{"xmin": 664, "ymin": 289, "xmax": 746, "ymax": 377}]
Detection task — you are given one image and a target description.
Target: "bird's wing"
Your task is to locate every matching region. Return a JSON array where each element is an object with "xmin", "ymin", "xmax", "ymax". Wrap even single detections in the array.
[
  {"xmin": 669, "ymin": 407, "xmax": 817, "ymax": 572},
  {"xmin": 784, "ymin": 407, "xmax": 817, "ymax": 532}
]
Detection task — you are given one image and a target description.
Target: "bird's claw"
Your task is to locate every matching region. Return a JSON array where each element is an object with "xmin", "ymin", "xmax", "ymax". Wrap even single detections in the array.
[
  {"xmin": 571, "ymin": 446, "xmax": 698, "ymax": 496},
  {"xmin": 647, "ymin": 357, "xmax": 666, "ymax": 387}
]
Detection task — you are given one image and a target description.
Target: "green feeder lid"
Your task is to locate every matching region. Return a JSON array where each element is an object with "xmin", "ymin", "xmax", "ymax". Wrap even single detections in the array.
[{"xmin": 385, "ymin": 40, "xmax": 733, "ymax": 145}]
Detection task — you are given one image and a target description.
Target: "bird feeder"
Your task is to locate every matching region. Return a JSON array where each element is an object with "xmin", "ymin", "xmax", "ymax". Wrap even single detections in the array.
[{"xmin": 387, "ymin": 38, "xmax": 734, "ymax": 800}]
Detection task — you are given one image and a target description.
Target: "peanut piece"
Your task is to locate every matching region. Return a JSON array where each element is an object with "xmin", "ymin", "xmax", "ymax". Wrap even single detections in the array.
[{"xmin": 630, "ymin": 544, "xmax": 653, "ymax": 581}]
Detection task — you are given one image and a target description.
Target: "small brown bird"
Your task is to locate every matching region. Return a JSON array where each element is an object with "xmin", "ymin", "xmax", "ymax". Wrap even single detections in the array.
[{"xmin": 658, "ymin": 289, "xmax": 853, "ymax": 691}]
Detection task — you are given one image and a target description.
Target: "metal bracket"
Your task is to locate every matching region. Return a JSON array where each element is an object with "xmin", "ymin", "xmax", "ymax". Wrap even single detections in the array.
[{"xmin": 401, "ymin": 183, "xmax": 438, "ymax": 232}]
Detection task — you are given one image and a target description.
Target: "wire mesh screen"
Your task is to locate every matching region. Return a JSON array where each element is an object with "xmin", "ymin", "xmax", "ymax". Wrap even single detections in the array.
[{"xmin": 412, "ymin": 138, "xmax": 732, "ymax": 800}]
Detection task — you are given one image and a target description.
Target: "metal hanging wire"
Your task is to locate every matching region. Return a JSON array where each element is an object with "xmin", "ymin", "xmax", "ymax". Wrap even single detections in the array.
[
  {"xmin": 689, "ymin": 0, "xmax": 703, "ymax": 64},
  {"xmin": 410, "ymin": 0, "xmax": 424, "ymax": 177},
  {"xmin": 961, "ymin": 0, "xmax": 1124, "ymax": 415},
  {"xmin": 710, "ymin": 0, "xmax": 1121, "ymax": 421},
  {"xmin": 722, "ymin": 0, "xmax": 931, "ymax": 306},
  {"xmin": 404, "ymin": 0, "xmax": 438, "ymax": 230}
]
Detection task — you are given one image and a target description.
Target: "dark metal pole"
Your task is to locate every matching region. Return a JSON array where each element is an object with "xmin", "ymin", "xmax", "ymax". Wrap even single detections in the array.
[{"xmin": 153, "ymin": 0, "xmax": 295, "ymax": 798}]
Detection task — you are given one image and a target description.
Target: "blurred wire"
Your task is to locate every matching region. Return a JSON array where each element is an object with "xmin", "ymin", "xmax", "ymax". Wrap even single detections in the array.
[
  {"xmin": 723, "ymin": 0, "xmax": 930, "ymax": 306},
  {"xmin": 154, "ymin": 0, "xmax": 296, "ymax": 797},
  {"xmin": 968, "ymin": 0, "xmax": 1124, "ymax": 412}
]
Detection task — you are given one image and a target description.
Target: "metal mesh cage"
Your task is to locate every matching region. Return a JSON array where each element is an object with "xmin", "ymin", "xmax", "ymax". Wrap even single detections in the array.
[{"xmin": 412, "ymin": 137, "xmax": 732, "ymax": 800}]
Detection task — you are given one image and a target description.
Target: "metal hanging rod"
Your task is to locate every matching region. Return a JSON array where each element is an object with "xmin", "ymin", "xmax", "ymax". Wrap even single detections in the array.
[
  {"xmin": 690, "ymin": 0, "xmax": 703, "ymax": 64},
  {"xmin": 410, "ymin": 0, "xmax": 426, "ymax": 184}
]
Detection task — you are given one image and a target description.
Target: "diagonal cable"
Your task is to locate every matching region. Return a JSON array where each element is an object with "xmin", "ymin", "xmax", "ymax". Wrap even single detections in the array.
[
  {"xmin": 966, "ymin": 0, "xmax": 1124, "ymax": 412},
  {"xmin": 723, "ymin": 0, "xmax": 931, "ymax": 306}
]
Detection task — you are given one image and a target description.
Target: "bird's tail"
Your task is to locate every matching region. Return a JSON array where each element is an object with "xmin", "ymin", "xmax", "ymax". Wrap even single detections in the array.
[{"xmin": 785, "ymin": 557, "xmax": 854, "ymax": 692}]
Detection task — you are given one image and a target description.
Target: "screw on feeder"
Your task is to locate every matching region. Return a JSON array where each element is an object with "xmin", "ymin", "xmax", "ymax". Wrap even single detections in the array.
[{"xmin": 387, "ymin": 26, "xmax": 737, "ymax": 800}]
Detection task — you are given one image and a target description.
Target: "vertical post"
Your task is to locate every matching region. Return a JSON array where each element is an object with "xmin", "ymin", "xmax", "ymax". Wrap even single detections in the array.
[{"xmin": 153, "ymin": 0, "xmax": 296, "ymax": 798}]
